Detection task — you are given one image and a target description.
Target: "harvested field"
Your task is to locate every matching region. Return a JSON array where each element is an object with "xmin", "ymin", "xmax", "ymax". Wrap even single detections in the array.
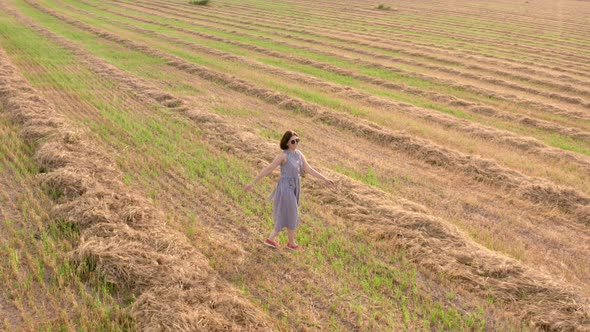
[{"xmin": 0, "ymin": 0, "xmax": 589, "ymax": 330}]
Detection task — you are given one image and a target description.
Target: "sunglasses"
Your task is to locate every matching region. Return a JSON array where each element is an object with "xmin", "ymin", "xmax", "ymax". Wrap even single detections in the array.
[{"xmin": 290, "ymin": 138, "xmax": 300, "ymax": 144}]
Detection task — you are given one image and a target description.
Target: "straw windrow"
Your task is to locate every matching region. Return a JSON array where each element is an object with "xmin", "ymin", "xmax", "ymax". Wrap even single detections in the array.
[{"xmin": 0, "ymin": 47, "xmax": 272, "ymax": 331}]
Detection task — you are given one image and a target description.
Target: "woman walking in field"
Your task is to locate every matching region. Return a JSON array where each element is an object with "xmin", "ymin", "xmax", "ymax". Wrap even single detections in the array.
[{"xmin": 244, "ymin": 130, "xmax": 334, "ymax": 251}]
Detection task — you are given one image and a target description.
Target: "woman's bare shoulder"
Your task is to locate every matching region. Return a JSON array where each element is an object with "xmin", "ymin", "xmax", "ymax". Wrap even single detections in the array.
[{"xmin": 275, "ymin": 150, "xmax": 288, "ymax": 160}]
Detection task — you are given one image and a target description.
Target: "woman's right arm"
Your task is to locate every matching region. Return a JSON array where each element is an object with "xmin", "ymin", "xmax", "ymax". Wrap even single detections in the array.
[{"xmin": 244, "ymin": 153, "xmax": 285, "ymax": 192}]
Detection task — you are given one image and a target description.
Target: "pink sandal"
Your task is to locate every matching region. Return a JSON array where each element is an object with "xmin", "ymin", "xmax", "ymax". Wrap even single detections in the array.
[
  {"xmin": 264, "ymin": 238, "xmax": 278, "ymax": 248},
  {"xmin": 286, "ymin": 243, "xmax": 304, "ymax": 251}
]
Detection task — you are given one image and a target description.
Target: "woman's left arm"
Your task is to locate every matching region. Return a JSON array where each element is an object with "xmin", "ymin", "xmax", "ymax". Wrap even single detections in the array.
[{"xmin": 300, "ymin": 151, "xmax": 335, "ymax": 186}]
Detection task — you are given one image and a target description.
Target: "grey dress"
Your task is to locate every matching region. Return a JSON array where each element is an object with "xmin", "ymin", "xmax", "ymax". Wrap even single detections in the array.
[{"xmin": 269, "ymin": 150, "xmax": 302, "ymax": 231}]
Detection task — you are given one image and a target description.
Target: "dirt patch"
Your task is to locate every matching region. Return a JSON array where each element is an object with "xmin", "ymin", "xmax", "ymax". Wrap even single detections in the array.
[{"xmin": 0, "ymin": 293, "xmax": 23, "ymax": 329}]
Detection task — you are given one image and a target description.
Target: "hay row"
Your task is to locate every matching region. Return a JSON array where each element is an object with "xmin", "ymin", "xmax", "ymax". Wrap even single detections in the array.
[
  {"xmin": 233, "ymin": 0, "xmax": 590, "ymax": 71},
  {"xmin": 7, "ymin": 1, "xmax": 590, "ymax": 329},
  {"xmin": 0, "ymin": 40, "xmax": 272, "ymax": 332},
  {"xmin": 220, "ymin": 12, "xmax": 590, "ymax": 106},
  {"xmin": 235, "ymin": 0, "xmax": 590, "ymax": 38},
  {"xmin": 308, "ymin": 179, "xmax": 590, "ymax": 331},
  {"xmin": 384, "ymin": 1, "xmax": 590, "ymax": 42},
  {"xmin": 235, "ymin": 0, "xmax": 590, "ymax": 46},
  {"xmin": 123, "ymin": 0, "xmax": 590, "ymax": 122},
  {"xmin": 28, "ymin": 0, "xmax": 590, "ymax": 226},
  {"xmin": 142, "ymin": 0, "xmax": 590, "ymax": 83},
  {"xmin": 60, "ymin": 0, "xmax": 590, "ymax": 172},
  {"xmin": 77, "ymin": 0, "xmax": 590, "ymax": 144},
  {"xmin": 150, "ymin": 0, "xmax": 590, "ymax": 99}
]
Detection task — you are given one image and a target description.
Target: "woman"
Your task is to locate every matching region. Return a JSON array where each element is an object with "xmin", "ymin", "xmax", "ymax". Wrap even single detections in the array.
[{"xmin": 244, "ymin": 130, "xmax": 334, "ymax": 251}]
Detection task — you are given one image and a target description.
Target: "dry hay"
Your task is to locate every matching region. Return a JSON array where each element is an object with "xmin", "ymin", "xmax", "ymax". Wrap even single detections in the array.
[
  {"xmin": 307, "ymin": 178, "xmax": 590, "ymax": 330},
  {"xmin": 73, "ymin": 224, "xmax": 210, "ymax": 292},
  {"xmin": 132, "ymin": 286, "xmax": 271, "ymax": 332},
  {"xmin": 0, "ymin": 46, "xmax": 272, "ymax": 330}
]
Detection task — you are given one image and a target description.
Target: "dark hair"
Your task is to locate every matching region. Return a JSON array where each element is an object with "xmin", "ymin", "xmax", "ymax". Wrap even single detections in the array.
[{"xmin": 280, "ymin": 130, "xmax": 299, "ymax": 150}]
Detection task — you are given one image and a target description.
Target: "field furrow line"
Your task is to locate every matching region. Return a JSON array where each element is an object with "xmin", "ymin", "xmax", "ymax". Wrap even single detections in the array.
[
  {"xmin": 404, "ymin": 2, "xmax": 590, "ymax": 34},
  {"xmin": 140, "ymin": 0, "xmax": 590, "ymax": 87},
  {"xmin": 26, "ymin": 1, "xmax": 590, "ymax": 226},
  {"xmin": 73, "ymin": 0, "xmax": 590, "ymax": 143},
  {"xmin": 142, "ymin": 0, "xmax": 590, "ymax": 84},
  {"xmin": 88, "ymin": 0, "xmax": 590, "ymax": 125},
  {"xmin": 133, "ymin": 4, "xmax": 590, "ymax": 84},
  {"xmin": 210, "ymin": 15, "xmax": 590, "ymax": 100},
  {"xmin": 0, "ymin": 33, "xmax": 274, "ymax": 332},
  {"xmin": 148, "ymin": 0, "xmax": 590, "ymax": 84},
  {"xmin": 268, "ymin": 0, "xmax": 590, "ymax": 52},
  {"xmin": 374, "ymin": 1, "xmax": 590, "ymax": 36},
  {"xmin": 120, "ymin": 0, "xmax": 590, "ymax": 121},
  {"xmin": 47, "ymin": 1, "xmax": 590, "ymax": 175},
  {"xmin": 245, "ymin": 0, "xmax": 590, "ymax": 41},
  {"xmin": 226, "ymin": 0, "xmax": 590, "ymax": 62}
]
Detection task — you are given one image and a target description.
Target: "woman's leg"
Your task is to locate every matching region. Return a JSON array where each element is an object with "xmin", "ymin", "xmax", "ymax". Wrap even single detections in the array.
[
  {"xmin": 268, "ymin": 228, "xmax": 279, "ymax": 241},
  {"xmin": 287, "ymin": 228, "xmax": 296, "ymax": 246}
]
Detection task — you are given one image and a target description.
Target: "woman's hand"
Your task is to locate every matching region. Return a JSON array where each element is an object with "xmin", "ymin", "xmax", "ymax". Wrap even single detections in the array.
[{"xmin": 244, "ymin": 183, "xmax": 254, "ymax": 192}]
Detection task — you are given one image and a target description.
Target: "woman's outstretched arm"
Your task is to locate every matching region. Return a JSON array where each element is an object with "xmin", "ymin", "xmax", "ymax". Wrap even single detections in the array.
[
  {"xmin": 244, "ymin": 152, "xmax": 285, "ymax": 192},
  {"xmin": 300, "ymin": 152, "xmax": 335, "ymax": 186}
]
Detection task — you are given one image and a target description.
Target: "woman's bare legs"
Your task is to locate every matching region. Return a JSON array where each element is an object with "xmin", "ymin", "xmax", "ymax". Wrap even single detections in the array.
[{"xmin": 268, "ymin": 228, "xmax": 297, "ymax": 246}]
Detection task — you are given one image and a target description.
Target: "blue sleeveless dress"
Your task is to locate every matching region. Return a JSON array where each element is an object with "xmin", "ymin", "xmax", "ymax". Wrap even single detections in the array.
[{"xmin": 269, "ymin": 150, "xmax": 302, "ymax": 231}]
